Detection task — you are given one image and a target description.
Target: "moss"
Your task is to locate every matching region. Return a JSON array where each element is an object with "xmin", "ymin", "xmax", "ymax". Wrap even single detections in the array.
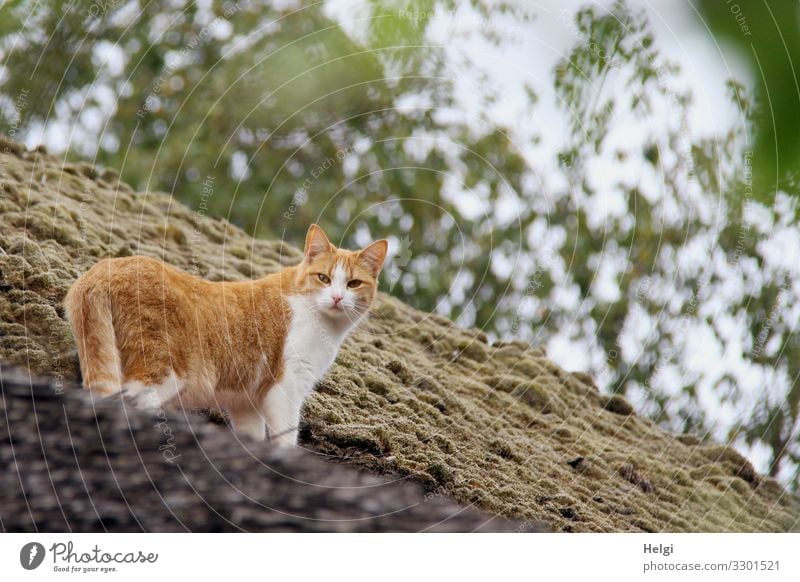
[
  {"xmin": 363, "ymin": 371, "xmax": 390, "ymax": 396},
  {"xmin": 432, "ymin": 434, "xmax": 454, "ymax": 453},
  {"xmin": 418, "ymin": 392, "xmax": 453, "ymax": 415},
  {"xmin": 484, "ymin": 374, "xmax": 521, "ymax": 393},
  {"xmin": 427, "ymin": 461, "xmax": 454, "ymax": 486},
  {"xmin": 758, "ymin": 477, "xmax": 790, "ymax": 502},
  {"xmin": 164, "ymin": 224, "xmax": 188, "ymax": 245},
  {"xmin": 702, "ymin": 445, "xmax": 758, "ymax": 484},
  {"xmin": 0, "ymin": 255, "xmax": 30, "ymax": 286},
  {"xmin": 513, "ymin": 358, "xmax": 548, "ymax": 378},
  {"xmin": 601, "ymin": 394, "xmax": 635, "ymax": 415},
  {"xmin": 553, "ymin": 427, "xmax": 574, "ymax": 441},
  {"xmin": 510, "ymin": 381, "xmax": 552, "ymax": 412},
  {"xmin": 413, "ymin": 375, "xmax": 442, "ymax": 393},
  {"xmin": 456, "ymin": 338, "xmax": 488, "ymax": 362},
  {"xmin": 670, "ymin": 468, "xmax": 694, "ymax": 487},
  {"xmin": 228, "ymin": 245, "xmax": 250, "ymax": 260},
  {"xmin": 676, "ymin": 433, "xmax": 702, "ymax": 446},
  {"xmin": 371, "ymin": 300, "xmax": 398, "ymax": 320},
  {"xmin": 619, "ymin": 463, "xmax": 654, "ymax": 493},
  {"xmin": 729, "ymin": 477, "xmax": 753, "ymax": 496},
  {"xmin": 318, "ymin": 424, "xmax": 392, "ymax": 456},
  {"xmin": 569, "ymin": 371, "xmax": 596, "ymax": 389},
  {"xmin": 385, "ymin": 359, "xmax": 413, "ymax": 384},
  {"xmin": 488, "ymin": 439, "xmax": 519, "ymax": 461},
  {"xmin": 689, "ymin": 464, "xmax": 728, "ymax": 481}
]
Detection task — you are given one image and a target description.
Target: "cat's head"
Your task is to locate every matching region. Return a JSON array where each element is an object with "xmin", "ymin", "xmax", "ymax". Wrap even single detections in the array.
[{"xmin": 294, "ymin": 224, "xmax": 388, "ymax": 324}]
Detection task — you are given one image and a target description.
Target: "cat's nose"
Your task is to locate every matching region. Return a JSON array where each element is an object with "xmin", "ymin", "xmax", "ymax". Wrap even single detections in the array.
[{"xmin": 332, "ymin": 294, "xmax": 343, "ymax": 304}]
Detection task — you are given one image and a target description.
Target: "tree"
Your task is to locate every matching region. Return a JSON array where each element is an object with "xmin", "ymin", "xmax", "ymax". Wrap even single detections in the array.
[
  {"xmin": 540, "ymin": 2, "xmax": 800, "ymax": 485},
  {"xmin": 698, "ymin": 0, "xmax": 800, "ymax": 198}
]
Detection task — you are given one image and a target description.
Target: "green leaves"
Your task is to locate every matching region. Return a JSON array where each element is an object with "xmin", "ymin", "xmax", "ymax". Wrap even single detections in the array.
[{"xmin": 698, "ymin": 0, "xmax": 800, "ymax": 201}]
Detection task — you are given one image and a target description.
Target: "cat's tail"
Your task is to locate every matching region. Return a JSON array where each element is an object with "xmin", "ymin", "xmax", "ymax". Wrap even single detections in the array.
[{"xmin": 64, "ymin": 271, "xmax": 123, "ymax": 395}]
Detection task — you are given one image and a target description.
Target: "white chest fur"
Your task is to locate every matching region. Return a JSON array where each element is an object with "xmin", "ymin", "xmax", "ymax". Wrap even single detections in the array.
[
  {"xmin": 284, "ymin": 295, "xmax": 352, "ymax": 388},
  {"xmin": 243, "ymin": 295, "xmax": 357, "ymax": 446}
]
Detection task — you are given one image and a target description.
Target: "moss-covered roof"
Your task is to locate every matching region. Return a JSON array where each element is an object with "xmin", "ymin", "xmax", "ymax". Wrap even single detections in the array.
[{"xmin": 1, "ymin": 137, "xmax": 798, "ymax": 532}]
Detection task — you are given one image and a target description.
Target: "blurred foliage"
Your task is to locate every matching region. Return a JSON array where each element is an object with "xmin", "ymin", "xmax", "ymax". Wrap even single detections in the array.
[
  {"xmin": 0, "ymin": 0, "xmax": 531, "ymax": 322},
  {"xmin": 698, "ymin": 0, "xmax": 800, "ymax": 198},
  {"xmin": 0, "ymin": 0, "xmax": 798, "ymax": 487},
  {"xmin": 548, "ymin": 2, "xmax": 800, "ymax": 486}
]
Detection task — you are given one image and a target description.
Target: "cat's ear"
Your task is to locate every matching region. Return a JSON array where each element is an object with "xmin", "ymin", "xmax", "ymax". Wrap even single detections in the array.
[
  {"xmin": 305, "ymin": 224, "xmax": 332, "ymax": 262},
  {"xmin": 358, "ymin": 239, "xmax": 388, "ymax": 277}
]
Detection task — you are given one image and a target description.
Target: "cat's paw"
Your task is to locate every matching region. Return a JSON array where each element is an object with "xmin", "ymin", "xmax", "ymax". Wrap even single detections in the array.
[
  {"xmin": 85, "ymin": 380, "xmax": 122, "ymax": 396},
  {"xmin": 269, "ymin": 429, "xmax": 298, "ymax": 447},
  {"xmin": 229, "ymin": 409, "xmax": 267, "ymax": 441}
]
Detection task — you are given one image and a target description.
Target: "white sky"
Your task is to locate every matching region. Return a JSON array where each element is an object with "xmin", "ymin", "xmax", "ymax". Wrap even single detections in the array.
[{"xmin": 432, "ymin": 0, "xmax": 750, "ymax": 170}]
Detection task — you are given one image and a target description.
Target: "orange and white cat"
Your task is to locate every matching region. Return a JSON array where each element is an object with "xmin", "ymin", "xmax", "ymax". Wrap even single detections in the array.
[{"xmin": 64, "ymin": 224, "xmax": 387, "ymax": 446}]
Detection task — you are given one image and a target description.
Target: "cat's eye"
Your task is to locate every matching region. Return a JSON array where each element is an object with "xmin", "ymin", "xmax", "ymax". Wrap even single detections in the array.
[
  {"xmin": 347, "ymin": 279, "xmax": 362, "ymax": 289},
  {"xmin": 317, "ymin": 273, "xmax": 331, "ymax": 284}
]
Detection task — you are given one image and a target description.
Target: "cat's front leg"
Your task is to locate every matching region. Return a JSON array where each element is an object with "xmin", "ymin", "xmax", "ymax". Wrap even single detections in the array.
[
  {"xmin": 262, "ymin": 375, "xmax": 307, "ymax": 447},
  {"xmin": 228, "ymin": 407, "xmax": 267, "ymax": 442}
]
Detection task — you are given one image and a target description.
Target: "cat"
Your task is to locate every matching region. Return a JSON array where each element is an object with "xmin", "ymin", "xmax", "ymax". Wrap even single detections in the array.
[{"xmin": 64, "ymin": 224, "xmax": 387, "ymax": 446}]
